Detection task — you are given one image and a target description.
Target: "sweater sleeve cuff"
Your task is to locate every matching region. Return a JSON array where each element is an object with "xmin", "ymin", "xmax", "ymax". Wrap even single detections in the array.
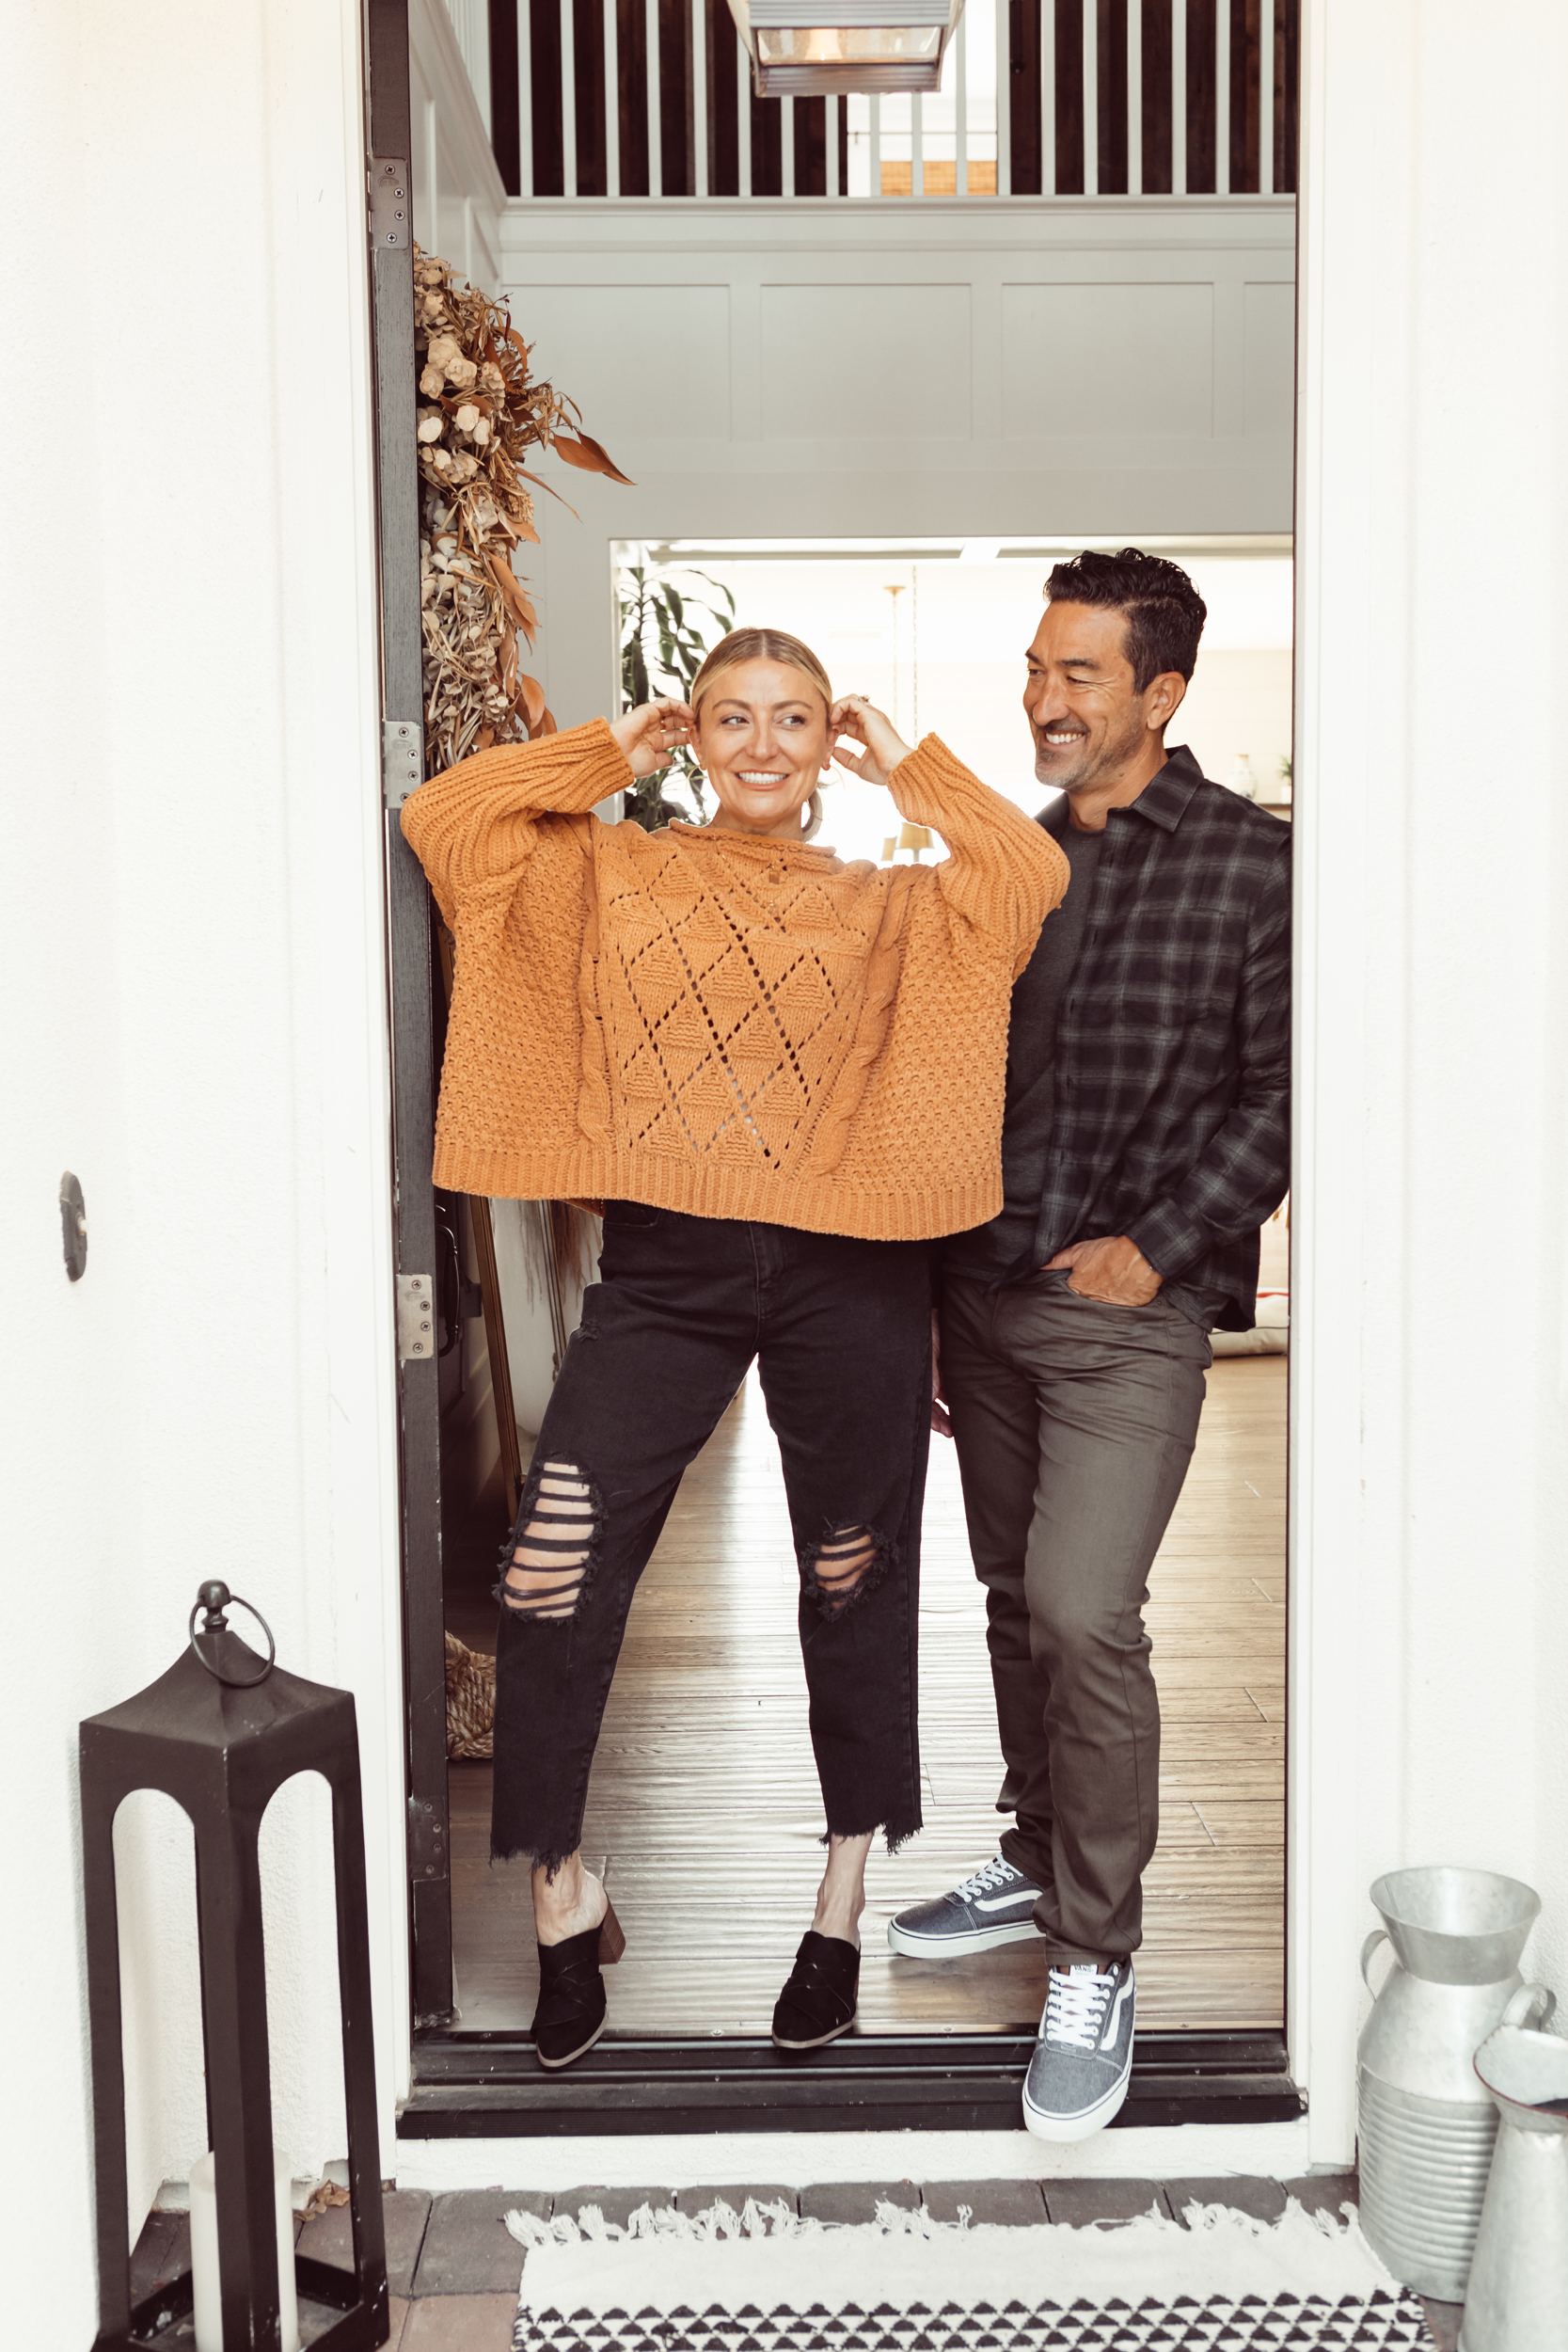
[
  {"xmin": 401, "ymin": 718, "xmax": 633, "ymax": 851},
  {"xmin": 885, "ymin": 737, "xmax": 1069, "ymax": 938},
  {"xmin": 886, "ymin": 735, "xmax": 999, "ymax": 824},
  {"xmin": 1127, "ymin": 1199, "xmax": 1210, "ymax": 1281},
  {"xmin": 530, "ymin": 718, "xmax": 636, "ymax": 810}
]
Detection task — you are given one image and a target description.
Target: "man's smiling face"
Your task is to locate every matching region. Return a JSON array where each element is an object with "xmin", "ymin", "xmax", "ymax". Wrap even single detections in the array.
[{"xmin": 1022, "ymin": 599, "xmax": 1153, "ymax": 797}]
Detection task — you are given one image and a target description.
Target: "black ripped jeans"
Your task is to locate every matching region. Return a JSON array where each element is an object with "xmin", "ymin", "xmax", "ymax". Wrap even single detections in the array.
[{"xmin": 490, "ymin": 1204, "xmax": 932, "ymax": 1871}]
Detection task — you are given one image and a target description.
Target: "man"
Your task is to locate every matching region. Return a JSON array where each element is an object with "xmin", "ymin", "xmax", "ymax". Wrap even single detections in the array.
[{"xmin": 889, "ymin": 548, "xmax": 1291, "ymax": 2141}]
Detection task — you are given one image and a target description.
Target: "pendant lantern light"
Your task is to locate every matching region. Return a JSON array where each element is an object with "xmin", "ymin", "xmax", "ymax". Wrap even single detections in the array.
[{"xmin": 725, "ymin": 0, "xmax": 967, "ymax": 96}]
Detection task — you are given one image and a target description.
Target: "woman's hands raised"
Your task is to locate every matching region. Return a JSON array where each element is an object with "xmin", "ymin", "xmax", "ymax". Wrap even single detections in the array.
[
  {"xmin": 610, "ymin": 689, "xmax": 913, "ymax": 791},
  {"xmin": 610, "ymin": 697, "xmax": 695, "ymax": 777},
  {"xmin": 829, "ymin": 695, "xmax": 915, "ymax": 789}
]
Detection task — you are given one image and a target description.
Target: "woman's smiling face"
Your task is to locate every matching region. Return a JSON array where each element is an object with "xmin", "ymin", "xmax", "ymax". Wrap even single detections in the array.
[{"xmin": 693, "ymin": 659, "xmax": 832, "ymax": 837}]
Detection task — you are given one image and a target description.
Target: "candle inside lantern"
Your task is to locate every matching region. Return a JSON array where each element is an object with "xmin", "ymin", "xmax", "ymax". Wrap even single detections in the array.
[{"xmin": 188, "ymin": 2146, "xmax": 300, "ymax": 2352}]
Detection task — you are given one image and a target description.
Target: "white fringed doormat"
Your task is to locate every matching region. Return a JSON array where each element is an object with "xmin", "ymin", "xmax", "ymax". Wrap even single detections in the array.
[{"xmin": 505, "ymin": 2195, "xmax": 1432, "ymax": 2351}]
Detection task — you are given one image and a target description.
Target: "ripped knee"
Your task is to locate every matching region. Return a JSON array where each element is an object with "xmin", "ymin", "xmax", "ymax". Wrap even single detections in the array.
[
  {"xmin": 801, "ymin": 1523, "xmax": 894, "ymax": 1621},
  {"xmin": 496, "ymin": 1459, "xmax": 598, "ymax": 1623}
]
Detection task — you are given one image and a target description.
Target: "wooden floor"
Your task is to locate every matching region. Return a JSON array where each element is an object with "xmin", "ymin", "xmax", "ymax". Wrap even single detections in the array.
[{"xmin": 447, "ymin": 1356, "xmax": 1286, "ymax": 2036}]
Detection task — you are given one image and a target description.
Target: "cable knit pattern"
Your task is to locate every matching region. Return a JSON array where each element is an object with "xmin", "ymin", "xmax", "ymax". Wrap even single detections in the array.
[{"xmin": 402, "ymin": 719, "xmax": 1069, "ymax": 1240}]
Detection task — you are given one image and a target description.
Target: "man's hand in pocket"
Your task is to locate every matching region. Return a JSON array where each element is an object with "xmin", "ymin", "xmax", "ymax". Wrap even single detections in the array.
[{"xmin": 1045, "ymin": 1235, "xmax": 1163, "ymax": 1306}]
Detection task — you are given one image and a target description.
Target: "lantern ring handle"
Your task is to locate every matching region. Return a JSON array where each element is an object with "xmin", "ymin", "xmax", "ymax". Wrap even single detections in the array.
[{"xmin": 188, "ymin": 1587, "xmax": 277, "ymax": 1687}]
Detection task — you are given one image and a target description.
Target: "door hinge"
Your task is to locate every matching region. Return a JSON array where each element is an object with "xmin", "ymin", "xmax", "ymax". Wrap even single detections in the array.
[
  {"xmin": 369, "ymin": 157, "xmax": 411, "ymax": 249},
  {"xmin": 384, "ymin": 718, "xmax": 422, "ymax": 809},
  {"xmin": 407, "ymin": 1794, "xmax": 447, "ymax": 1880},
  {"xmin": 398, "ymin": 1272, "xmax": 436, "ymax": 1364}
]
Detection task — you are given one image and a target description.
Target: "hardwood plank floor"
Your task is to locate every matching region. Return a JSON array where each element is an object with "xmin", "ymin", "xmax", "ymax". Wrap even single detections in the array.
[{"xmin": 447, "ymin": 1356, "xmax": 1286, "ymax": 2036}]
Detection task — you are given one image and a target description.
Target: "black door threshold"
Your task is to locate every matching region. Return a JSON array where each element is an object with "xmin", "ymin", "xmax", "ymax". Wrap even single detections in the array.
[{"xmin": 401, "ymin": 2028, "xmax": 1300, "ymax": 2137}]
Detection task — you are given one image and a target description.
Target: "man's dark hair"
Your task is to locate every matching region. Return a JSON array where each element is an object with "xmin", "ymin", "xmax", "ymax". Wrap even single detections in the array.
[{"xmin": 1044, "ymin": 548, "xmax": 1208, "ymax": 692}]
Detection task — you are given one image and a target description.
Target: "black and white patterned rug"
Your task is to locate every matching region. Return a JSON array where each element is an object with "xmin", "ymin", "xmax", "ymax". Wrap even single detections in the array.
[{"xmin": 507, "ymin": 2197, "xmax": 1432, "ymax": 2352}]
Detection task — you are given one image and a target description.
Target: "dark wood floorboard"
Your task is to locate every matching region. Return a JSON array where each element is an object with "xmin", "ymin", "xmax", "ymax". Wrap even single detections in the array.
[{"xmin": 447, "ymin": 1359, "xmax": 1286, "ymax": 2034}]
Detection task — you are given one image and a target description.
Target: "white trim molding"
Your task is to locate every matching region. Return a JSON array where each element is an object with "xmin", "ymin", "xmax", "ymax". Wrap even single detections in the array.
[
  {"xmin": 1290, "ymin": 0, "xmax": 1568, "ymax": 2165},
  {"xmin": 396, "ymin": 2119, "xmax": 1316, "ymax": 2193},
  {"xmin": 410, "ymin": 0, "xmax": 509, "ymax": 282}
]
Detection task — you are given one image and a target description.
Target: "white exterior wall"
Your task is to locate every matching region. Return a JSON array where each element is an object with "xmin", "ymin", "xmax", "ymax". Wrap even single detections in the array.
[
  {"xmin": 1291, "ymin": 0, "xmax": 1568, "ymax": 2163},
  {"xmin": 0, "ymin": 0, "xmax": 404, "ymax": 2336}
]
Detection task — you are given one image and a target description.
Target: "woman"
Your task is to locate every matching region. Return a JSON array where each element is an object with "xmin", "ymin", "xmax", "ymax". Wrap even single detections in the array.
[{"xmin": 403, "ymin": 627, "xmax": 1067, "ymax": 2067}]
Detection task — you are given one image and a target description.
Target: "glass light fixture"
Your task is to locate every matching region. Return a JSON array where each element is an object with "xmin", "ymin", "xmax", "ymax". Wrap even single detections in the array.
[{"xmin": 727, "ymin": 0, "xmax": 965, "ymax": 95}]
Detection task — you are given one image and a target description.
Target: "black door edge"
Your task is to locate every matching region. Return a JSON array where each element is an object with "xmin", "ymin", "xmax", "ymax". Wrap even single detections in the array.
[
  {"xmin": 364, "ymin": 0, "xmax": 455, "ymax": 2028},
  {"xmin": 399, "ymin": 2027, "xmax": 1300, "ymax": 2137}
]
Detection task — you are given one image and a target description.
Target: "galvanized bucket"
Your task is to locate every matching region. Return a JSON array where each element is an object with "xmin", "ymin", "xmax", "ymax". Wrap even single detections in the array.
[
  {"xmin": 1357, "ymin": 1864, "xmax": 1549, "ymax": 2300},
  {"xmin": 1460, "ymin": 2010, "xmax": 1568, "ymax": 2352}
]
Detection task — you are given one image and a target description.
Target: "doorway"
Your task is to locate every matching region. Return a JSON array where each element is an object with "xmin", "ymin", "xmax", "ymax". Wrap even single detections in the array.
[{"xmin": 407, "ymin": 535, "xmax": 1296, "ymax": 2128}]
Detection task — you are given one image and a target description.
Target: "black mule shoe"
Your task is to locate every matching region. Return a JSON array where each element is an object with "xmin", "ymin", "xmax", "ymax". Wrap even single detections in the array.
[
  {"xmin": 772, "ymin": 1930, "xmax": 860, "ymax": 2050},
  {"xmin": 531, "ymin": 1900, "xmax": 626, "ymax": 2071}
]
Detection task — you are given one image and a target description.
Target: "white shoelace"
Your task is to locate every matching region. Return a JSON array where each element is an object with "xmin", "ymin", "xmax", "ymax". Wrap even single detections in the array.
[
  {"xmin": 956, "ymin": 1855, "xmax": 1021, "ymax": 1902},
  {"xmin": 1044, "ymin": 1963, "xmax": 1117, "ymax": 2049}
]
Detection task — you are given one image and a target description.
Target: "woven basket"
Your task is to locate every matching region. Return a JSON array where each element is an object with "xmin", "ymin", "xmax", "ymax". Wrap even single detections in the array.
[{"xmin": 445, "ymin": 1630, "xmax": 496, "ymax": 1759}]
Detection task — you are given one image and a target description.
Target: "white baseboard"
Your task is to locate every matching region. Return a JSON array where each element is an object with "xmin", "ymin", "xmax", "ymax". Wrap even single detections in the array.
[{"xmin": 392, "ymin": 2117, "xmax": 1320, "ymax": 2193}]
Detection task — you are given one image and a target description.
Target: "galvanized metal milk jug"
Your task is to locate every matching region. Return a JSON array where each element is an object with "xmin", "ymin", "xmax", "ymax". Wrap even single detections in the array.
[
  {"xmin": 1460, "ymin": 2009, "xmax": 1568, "ymax": 2352},
  {"xmin": 1357, "ymin": 1865, "xmax": 1549, "ymax": 2299}
]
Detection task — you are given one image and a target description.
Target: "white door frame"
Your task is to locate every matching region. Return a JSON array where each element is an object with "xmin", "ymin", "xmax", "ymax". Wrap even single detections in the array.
[
  {"xmin": 389, "ymin": 0, "xmax": 1390, "ymax": 2175},
  {"xmin": 1288, "ymin": 0, "xmax": 1380, "ymax": 2170}
]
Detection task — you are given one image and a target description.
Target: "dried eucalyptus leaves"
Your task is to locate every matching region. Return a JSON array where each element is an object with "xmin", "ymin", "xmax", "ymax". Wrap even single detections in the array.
[{"xmin": 414, "ymin": 246, "xmax": 630, "ymax": 773}]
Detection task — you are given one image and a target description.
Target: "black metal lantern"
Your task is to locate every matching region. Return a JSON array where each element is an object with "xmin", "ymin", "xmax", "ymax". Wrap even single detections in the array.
[{"xmin": 81, "ymin": 1584, "xmax": 389, "ymax": 2352}]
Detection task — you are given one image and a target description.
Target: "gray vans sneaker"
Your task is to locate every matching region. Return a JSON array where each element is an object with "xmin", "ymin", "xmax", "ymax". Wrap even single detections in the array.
[
  {"xmin": 887, "ymin": 1854, "xmax": 1043, "ymax": 1958},
  {"xmin": 1022, "ymin": 1960, "xmax": 1136, "ymax": 2141}
]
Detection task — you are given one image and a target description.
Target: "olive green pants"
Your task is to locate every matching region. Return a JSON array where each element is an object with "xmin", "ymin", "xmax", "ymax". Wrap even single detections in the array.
[{"xmin": 941, "ymin": 1269, "xmax": 1211, "ymax": 1966}]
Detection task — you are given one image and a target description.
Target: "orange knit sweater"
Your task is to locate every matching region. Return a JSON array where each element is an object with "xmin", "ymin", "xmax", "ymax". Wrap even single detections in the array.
[{"xmin": 402, "ymin": 720, "xmax": 1069, "ymax": 1241}]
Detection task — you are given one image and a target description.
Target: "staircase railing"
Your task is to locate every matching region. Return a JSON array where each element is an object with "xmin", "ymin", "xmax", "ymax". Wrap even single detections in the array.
[{"xmin": 463, "ymin": 0, "xmax": 1296, "ymax": 199}]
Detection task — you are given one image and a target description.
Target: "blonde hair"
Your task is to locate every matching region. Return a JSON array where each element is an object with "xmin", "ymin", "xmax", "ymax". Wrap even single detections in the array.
[{"xmin": 689, "ymin": 627, "xmax": 832, "ymax": 714}]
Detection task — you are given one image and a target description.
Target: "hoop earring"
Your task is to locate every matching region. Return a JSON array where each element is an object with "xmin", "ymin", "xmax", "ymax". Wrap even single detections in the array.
[{"xmin": 800, "ymin": 788, "xmax": 824, "ymax": 841}]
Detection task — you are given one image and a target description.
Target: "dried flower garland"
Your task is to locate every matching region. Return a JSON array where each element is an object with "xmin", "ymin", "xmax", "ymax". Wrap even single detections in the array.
[
  {"xmin": 418, "ymin": 254, "xmax": 617, "ymax": 1768},
  {"xmin": 414, "ymin": 246, "xmax": 630, "ymax": 773}
]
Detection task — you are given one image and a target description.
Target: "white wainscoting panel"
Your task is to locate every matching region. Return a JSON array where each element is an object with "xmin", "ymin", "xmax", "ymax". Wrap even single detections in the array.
[
  {"xmin": 497, "ymin": 197, "xmax": 1294, "ymax": 725},
  {"xmin": 514, "ymin": 286, "xmax": 734, "ymax": 438},
  {"xmin": 1001, "ymin": 281, "xmax": 1214, "ymax": 437},
  {"xmin": 759, "ymin": 284, "xmax": 973, "ymax": 437},
  {"xmin": 1243, "ymin": 279, "xmax": 1297, "ymax": 436}
]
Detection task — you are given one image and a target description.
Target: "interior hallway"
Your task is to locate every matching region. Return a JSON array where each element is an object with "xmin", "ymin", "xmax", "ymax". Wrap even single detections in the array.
[{"xmin": 447, "ymin": 1355, "xmax": 1285, "ymax": 2036}]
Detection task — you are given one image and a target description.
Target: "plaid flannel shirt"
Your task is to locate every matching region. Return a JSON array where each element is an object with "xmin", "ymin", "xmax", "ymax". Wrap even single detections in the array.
[{"xmin": 1026, "ymin": 746, "xmax": 1291, "ymax": 1332}]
